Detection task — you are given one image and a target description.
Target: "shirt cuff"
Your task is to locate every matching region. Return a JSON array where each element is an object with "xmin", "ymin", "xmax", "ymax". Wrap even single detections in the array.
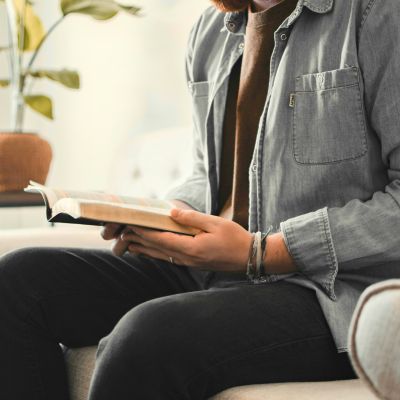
[{"xmin": 280, "ymin": 207, "xmax": 338, "ymax": 300}]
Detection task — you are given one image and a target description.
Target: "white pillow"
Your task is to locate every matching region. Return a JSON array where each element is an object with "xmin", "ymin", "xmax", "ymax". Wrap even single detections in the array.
[{"xmin": 349, "ymin": 279, "xmax": 400, "ymax": 400}]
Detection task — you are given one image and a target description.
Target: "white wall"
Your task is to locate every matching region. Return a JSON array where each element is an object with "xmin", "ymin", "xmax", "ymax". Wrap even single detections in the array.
[{"xmin": 0, "ymin": 0, "xmax": 208, "ymax": 192}]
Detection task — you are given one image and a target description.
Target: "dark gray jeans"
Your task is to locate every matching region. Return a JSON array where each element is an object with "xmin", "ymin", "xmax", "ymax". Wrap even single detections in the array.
[{"xmin": 0, "ymin": 247, "xmax": 355, "ymax": 400}]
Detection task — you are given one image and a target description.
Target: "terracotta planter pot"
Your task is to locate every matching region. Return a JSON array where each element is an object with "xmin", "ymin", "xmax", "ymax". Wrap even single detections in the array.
[{"xmin": 0, "ymin": 132, "xmax": 52, "ymax": 192}]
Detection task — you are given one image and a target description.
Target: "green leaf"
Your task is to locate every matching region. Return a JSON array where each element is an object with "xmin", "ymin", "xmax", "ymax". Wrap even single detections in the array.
[
  {"xmin": 116, "ymin": 4, "xmax": 141, "ymax": 16},
  {"xmin": 61, "ymin": 0, "xmax": 140, "ymax": 20},
  {"xmin": 14, "ymin": 0, "xmax": 46, "ymax": 51},
  {"xmin": 24, "ymin": 95, "xmax": 54, "ymax": 119},
  {"xmin": 29, "ymin": 69, "xmax": 80, "ymax": 89},
  {"xmin": 0, "ymin": 80, "xmax": 10, "ymax": 87}
]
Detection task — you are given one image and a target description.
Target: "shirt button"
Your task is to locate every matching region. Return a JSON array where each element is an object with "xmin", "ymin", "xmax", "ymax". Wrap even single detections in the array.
[
  {"xmin": 280, "ymin": 33, "xmax": 288, "ymax": 41},
  {"xmin": 251, "ymin": 164, "xmax": 258, "ymax": 172},
  {"xmin": 239, "ymin": 42, "xmax": 245, "ymax": 50},
  {"xmin": 227, "ymin": 22, "xmax": 236, "ymax": 31}
]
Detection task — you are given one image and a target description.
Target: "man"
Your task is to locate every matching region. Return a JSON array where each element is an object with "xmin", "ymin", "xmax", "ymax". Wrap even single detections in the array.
[{"xmin": 0, "ymin": 0, "xmax": 399, "ymax": 399}]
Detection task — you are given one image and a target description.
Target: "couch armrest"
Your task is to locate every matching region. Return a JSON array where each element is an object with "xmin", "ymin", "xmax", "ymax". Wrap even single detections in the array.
[
  {"xmin": 349, "ymin": 279, "xmax": 400, "ymax": 400},
  {"xmin": 0, "ymin": 226, "xmax": 110, "ymax": 257}
]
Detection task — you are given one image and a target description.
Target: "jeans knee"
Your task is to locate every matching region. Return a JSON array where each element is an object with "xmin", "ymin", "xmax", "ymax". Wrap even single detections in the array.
[
  {"xmin": 0, "ymin": 247, "xmax": 63, "ymax": 303},
  {"xmin": 0, "ymin": 247, "xmax": 38, "ymax": 288},
  {"xmin": 96, "ymin": 295, "xmax": 196, "ymax": 372},
  {"xmin": 91, "ymin": 297, "xmax": 197, "ymax": 399},
  {"xmin": 100, "ymin": 298, "xmax": 169, "ymax": 354}
]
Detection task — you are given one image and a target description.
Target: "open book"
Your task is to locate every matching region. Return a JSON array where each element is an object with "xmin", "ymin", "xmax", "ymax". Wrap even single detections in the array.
[{"xmin": 25, "ymin": 181, "xmax": 200, "ymax": 236}]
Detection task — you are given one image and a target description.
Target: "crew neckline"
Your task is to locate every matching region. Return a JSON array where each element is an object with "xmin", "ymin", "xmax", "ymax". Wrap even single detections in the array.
[{"xmin": 247, "ymin": 0, "xmax": 295, "ymax": 28}]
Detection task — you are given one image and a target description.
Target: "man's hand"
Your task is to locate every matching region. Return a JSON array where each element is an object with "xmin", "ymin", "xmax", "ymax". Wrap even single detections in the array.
[
  {"xmin": 100, "ymin": 199, "xmax": 195, "ymax": 257},
  {"xmin": 121, "ymin": 208, "xmax": 253, "ymax": 273},
  {"xmin": 100, "ymin": 223, "xmax": 130, "ymax": 256}
]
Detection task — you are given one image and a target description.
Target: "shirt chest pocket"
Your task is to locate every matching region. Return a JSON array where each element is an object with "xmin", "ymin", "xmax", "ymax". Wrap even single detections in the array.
[{"xmin": 292, "ymin": 67, "xmax": 368, "ymax": 164}]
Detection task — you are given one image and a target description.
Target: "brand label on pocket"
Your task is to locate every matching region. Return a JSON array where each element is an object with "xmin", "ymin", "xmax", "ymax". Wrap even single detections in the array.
[{"xmin": 289, "ymin": 93, "xmax": 296, "ymax": 108}]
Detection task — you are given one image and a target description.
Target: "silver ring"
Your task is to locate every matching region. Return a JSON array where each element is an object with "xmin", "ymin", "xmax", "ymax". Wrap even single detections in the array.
[{"xmin": 169, "ymin": 256, "xmax": 175, "ymax": 264}]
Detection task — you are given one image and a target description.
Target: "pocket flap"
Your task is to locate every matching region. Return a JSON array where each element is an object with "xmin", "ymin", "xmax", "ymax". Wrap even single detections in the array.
[{"xmin": 295, "ymin": 66, "xmax": 359, "ymax": 92}]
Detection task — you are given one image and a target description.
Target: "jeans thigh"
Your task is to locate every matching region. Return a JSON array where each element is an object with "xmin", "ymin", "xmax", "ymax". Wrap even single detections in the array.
[
  {"xmin": 0, "ymin": 247, "xmax": 201, "ymax": 347},
  {"xmin": 88, "ymin": 281, "xmax": 355, "ymax": 400},
  {"xmin": 185, "ymin": 282, "xmax": 355, "ymax": 397}
]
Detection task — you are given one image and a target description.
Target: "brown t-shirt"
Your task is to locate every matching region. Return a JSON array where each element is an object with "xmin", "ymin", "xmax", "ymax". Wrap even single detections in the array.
[{"xmin": 218, "ymin": 0, "xmax": 297, "ymax": 229}]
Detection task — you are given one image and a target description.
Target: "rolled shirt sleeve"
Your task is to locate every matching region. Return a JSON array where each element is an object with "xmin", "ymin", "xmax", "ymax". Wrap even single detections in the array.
[
  {"xmin": 280, "ymin": 208, "xmax": 339, "ymax": 300},
  {"xmin": 280, "ymin": 0, "xmax": 400, "ymax": 301}
]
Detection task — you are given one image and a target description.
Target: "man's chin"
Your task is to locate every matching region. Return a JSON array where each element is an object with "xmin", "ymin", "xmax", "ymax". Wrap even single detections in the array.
[{"xmin": 210, "ymin": 0, "xmax": 250, "ymax": 12}]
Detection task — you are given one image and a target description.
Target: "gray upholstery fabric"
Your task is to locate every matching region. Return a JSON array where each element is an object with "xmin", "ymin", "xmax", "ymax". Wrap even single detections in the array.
[
  {"xmin": 65, "ymin": 347, "xmax": 96, "ymax": 400},
  {"xmin": 64, "ymin": 347, "xmax": 376, "ymax": 400},
  {"xmin": 349, "ymin": 279, "xmax": 400, "ymax": 400}
]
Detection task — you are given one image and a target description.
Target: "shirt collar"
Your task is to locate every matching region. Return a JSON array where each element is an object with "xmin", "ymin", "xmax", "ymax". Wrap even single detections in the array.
[{"xmin": 222, "ymin": 0, "xmax": 334, "ymax": 34}]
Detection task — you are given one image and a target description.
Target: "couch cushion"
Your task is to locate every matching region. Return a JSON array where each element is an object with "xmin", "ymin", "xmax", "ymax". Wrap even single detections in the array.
[
  {"xmin": 64, "ymin": 347, "xmax": 376, "ymax": 400},
  {"xmin": 209, "ymin": 380, "xmax": 377, "ymax": 400},
  {"xmin": 0, "ymin": 226, "xmax": 108, "ymax": 257},
  {"xmin": 349, "ymin": 279, "xmax": 400, "ymax": 400}
]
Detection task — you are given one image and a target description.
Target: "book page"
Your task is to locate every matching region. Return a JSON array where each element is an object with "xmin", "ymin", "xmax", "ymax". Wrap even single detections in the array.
[
  {"xmin": 50, "ymin": 198, "xmax": 200, "ymax": 236},
  {"xmin": 25, "ymin": 181, "xmax": 59, "ymax": 208},
  {"xmin": 53, "ymin": 198, "xmax": 172, "ymax": 219},
  {"xmin": 25, "ymin": 181, "xmax": 174, "ymax": 211}
]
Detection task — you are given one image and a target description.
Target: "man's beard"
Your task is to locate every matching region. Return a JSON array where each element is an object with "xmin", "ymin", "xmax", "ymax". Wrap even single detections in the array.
[{"xmin": 210, "ymin": 0, "xmax": 250, "ymax": 12}]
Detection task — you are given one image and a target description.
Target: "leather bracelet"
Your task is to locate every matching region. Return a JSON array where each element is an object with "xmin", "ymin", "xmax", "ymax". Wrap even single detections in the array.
[
  {"xmin": 246, "ymin": 233, "xmax": 257, "ymax": 281},
  {"xmin": 249, "ymin": 226, "xmax": 274, "ymax": 284},
  {"xmin": 254, "ymin": 231, "xmax": 263, "ymax": 279},
  {"xmin": 258, "ymin": 226, "xmax": 273, "ymax": 280}
]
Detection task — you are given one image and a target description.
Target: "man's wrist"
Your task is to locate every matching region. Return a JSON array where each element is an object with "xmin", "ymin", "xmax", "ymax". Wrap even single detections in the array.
[{"xmin": 263, "ymin": 233, "xmax": 297, "ymax": 274}]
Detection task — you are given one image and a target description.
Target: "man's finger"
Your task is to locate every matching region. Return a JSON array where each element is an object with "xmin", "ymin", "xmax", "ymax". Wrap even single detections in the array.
[
  {"xmin": 101, "ymin": 223, "xmax": 125, "ymax": 240},
  {"xmin": 111, "ymin": 238, "xmax": 129, "ymax": 257},
  {"xmin": 127, "ymin": 243, "xmax": 181, "ymax": 265},
  {"xmin": 169, "ymin": 208, "xmax": 217, "ymax": 232},
  {"xmin": 130, "ymin": 227, "xmax": 195, "ymax": 254}
]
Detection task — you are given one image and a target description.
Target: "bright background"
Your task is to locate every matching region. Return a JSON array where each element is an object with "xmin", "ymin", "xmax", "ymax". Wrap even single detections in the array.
[{"xmin": 0, "ymin": 0, "xmax": 208, "ymax": 191}]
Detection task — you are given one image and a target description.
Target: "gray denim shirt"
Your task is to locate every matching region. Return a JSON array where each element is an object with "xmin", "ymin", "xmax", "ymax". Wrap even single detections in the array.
[{"xmin": 165, "ymin": 0, "xmax": 400, "ymax": 352}]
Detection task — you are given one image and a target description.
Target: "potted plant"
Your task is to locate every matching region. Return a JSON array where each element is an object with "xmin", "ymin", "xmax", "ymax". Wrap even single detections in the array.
[{"xmin": 0, "ymin": 0, "xmax": 139, "ymax": 192}]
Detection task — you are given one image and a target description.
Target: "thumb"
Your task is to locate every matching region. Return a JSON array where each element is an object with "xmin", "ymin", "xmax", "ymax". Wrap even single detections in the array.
[{"xmin": 170, "ymin": 208, "xmax": 217, "ymax": 232}]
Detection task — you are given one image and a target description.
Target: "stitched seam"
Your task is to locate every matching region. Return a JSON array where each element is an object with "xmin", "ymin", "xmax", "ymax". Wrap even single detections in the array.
[
  {"xmin": 354, "ymin": 71, "xmax": 369, "ymax": 155},
  {"xmin": 295, "ymin": 83, "xmax": 359, "ymax": 93},
  {"xmin": 183, "ymin": 333, "xmax": 332, "ymax": 390},
  {"xmin": 386, "ymin": 187, "xmax": 400, "ymax": 211},
  {"xmin": 320, "ymin": 208, "xmax": 338, "ymax": 300},
  {"xmin": 303, "ymin": 0, "xmax": 331, "ymax": 13},
  {"xmin": 358, "ymin": 0, "xmax": 378, "ymax": 37}
]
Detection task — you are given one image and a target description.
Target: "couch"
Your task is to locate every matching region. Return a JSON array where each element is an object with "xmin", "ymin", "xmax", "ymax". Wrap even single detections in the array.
[{"xmin": 1, "ymin": 127, "xmax": 398, "ymax": 399}]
